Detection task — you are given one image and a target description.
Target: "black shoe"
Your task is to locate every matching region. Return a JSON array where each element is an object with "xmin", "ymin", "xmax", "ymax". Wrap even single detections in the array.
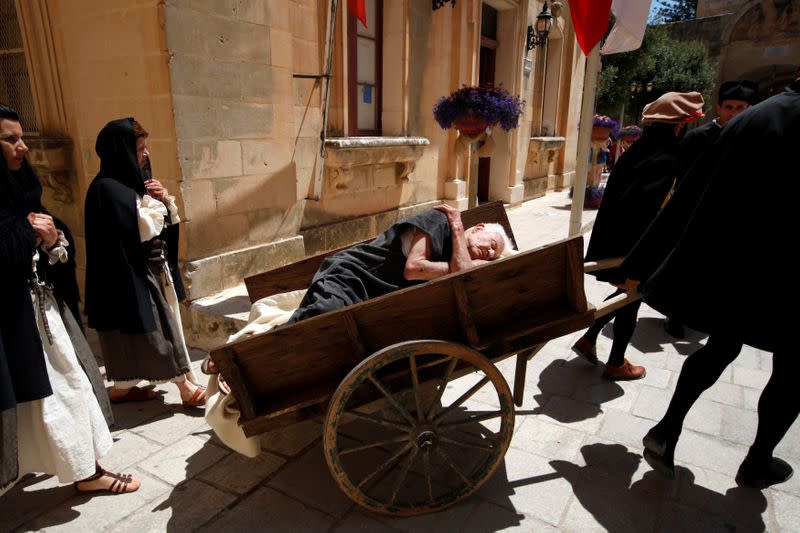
[
  {"xmin": 643, "ymin": 430, "xmax": 676, "ymax": 479},
  {"xmin": 736, "ymin": 457, "xmax": 794, "ymax": 489},
  {"xmin": 663, "ymin": 317, "xmax": 685, "ymax": 339}
]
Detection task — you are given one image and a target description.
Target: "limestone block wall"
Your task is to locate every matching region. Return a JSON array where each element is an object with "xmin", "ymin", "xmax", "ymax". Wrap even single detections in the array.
[
  {"xmin": 47, "ymin": 0, "xmax": 181, "ymax": 296},
  {"xmin": 164, "ymin": 0, "xmax": 317, "ymax": 299}
]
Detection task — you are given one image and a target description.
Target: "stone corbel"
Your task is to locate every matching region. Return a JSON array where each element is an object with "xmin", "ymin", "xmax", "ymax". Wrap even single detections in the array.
[
  {"xmin": 397, "ymin": 161, "xmax": 415, "ymax": 183},
  {"xmin": 529, "ymin": 136, "xmax": 566, "ymax": 164},
  {"xmin": 26, "ymin": 137, "xmax": 75, "ymax": 205}
]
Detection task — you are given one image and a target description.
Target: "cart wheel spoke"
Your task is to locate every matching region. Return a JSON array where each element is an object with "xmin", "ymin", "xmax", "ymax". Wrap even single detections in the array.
[
  {"xmin": 357, "ymin": 442, "xmax": 415, "ymax": 490},
  {"xmin": 367, "ymin": 374, "xmax": 416, "ymax": 426},
  {"xmin": 435, "ymin": 447, "xmax": 470, "ymax": 486},
  {"xmin": 438, "ymin": 434, "xmax": 496, "ymax": 452},
  {"xmin": 425, "ymin": 356, "xmax": 458, "ymax": 421},
  {"xmin": 432, "ymin": 375, "xmax": 491, "ymax": 425},
  {"xmin": 339, "ymin": 436, "xmax": 410, "ymax": 456},
  {"xmin": 390, "ymin": 447, "xmax": 419, "ymax": 505},
  {"xmin": 423, "ymin": 449, "xmax": 434, "ymax": 504},
  {"xmin": 410, "ymin": 355, "xmax": 423, "ymax": 422},
  {"xmin": 347, "ymin": 410, "xmax": 411, "ymax": 432},
  {"xmin": 438, "ymin": 410, "xmax": 503, "ymax": 428}
]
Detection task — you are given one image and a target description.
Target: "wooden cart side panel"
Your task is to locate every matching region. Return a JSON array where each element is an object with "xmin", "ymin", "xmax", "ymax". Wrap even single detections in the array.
[
  {"xmin": 463, "ymin": 241, "xmax": 569, "ymax": 334},
  {"xmin": 217, "ymin": 235, "xmax": 589, "ymax": 427},
  {"xmin": 564, "ymin": 237, "xmax": 588, "ymax": 313},
  {"xmin": 460, "ymin": 201, "xmax": 518, "ymax": 250}
]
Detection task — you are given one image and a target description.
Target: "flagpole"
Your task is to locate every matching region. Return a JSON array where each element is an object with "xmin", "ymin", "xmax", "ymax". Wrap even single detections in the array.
[{"xmin": 568, "ymin": 43, "xmax": 601, "ymax": 237}]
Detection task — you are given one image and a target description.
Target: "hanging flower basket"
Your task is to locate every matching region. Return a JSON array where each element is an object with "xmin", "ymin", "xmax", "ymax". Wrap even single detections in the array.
[
  {"xmin": 453, "ymin": 113, "xmax": 489, "ymax": 135},
  {"xmin": 434, "ymin": 85, "xmax": 525, "ymax": 134},
  {"xmin": 591, "ymin": 115, "xmax": 618, "ymax": 142},
  {"xmin": 619, "ymin": 125, "xmax": 643, "ymax": 142}
]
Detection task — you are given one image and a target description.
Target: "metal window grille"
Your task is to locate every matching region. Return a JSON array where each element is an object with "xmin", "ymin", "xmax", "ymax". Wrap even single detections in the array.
[{"xmin": 0, "ymin": 0, "xmax": 39, "ymax": 134}]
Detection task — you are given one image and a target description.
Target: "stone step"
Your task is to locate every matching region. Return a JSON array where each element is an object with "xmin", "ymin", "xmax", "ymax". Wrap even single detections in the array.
[{"xmin": 182, "ymin": 284, "xmax": 252, "ymax": 351}]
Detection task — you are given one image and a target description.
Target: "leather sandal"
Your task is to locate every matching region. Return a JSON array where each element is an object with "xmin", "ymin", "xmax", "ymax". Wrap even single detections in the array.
[
  {"xmin": 75, "ymin": 467, "xmax": 140, "ymax": 494},
  {"xmin": 182, "ymin": 384, "xmax": 207, "ymax": 408}
]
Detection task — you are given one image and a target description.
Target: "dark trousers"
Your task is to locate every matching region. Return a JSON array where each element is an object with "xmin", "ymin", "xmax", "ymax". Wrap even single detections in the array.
[
  {"xmin": 583, "ymin": 289, "xmax": 642, "ymax": 366},
  {"xmin": 653, "ymin": 335, "xmax": 800, "ymax": 462}
]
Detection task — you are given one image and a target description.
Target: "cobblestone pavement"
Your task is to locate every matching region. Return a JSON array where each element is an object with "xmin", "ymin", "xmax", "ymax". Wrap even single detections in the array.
[{"xmin": 2, "ymin": 191, "xmax": 798, "ymax": 532}]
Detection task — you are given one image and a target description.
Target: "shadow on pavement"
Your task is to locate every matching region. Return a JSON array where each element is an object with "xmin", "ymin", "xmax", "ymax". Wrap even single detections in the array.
[
  {"xmin": 550, "ymin": 443, "xmax": 767, "ymax": 532},
  {"xmin": 532, "ymin": 359, "xmax": 623, "ymax": 423}
]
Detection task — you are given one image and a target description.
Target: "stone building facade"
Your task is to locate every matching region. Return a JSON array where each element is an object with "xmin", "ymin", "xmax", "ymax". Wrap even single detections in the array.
[
  {"xmin": 665, "ymin": 0, "xmax": 799, "ymax": 109},
  {"xmin": 2, "ymin": 0, "xmax": 587, "ymax": 342}
]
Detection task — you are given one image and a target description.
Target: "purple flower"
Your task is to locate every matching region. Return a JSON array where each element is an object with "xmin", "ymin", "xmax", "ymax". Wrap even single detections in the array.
[
  {"xmin": 433, "ymin": 85, "xmax": 525, "ymax": 131},
  {"xmin": 592, "ymin": 114, "xmax": 618, "ymax": 129}
]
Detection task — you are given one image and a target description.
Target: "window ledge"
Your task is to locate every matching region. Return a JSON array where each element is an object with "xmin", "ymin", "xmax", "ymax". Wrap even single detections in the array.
[
  {"xmin": 529, "ymin": 136, "xmax": 566, "ymax": 164},
  {"xmin": 325, "ymin": 136, "xmax": 430, "ymax": 149},
  {"xmin": 323, "ymin": 137, "xmax": 430, "ymax": 191}
]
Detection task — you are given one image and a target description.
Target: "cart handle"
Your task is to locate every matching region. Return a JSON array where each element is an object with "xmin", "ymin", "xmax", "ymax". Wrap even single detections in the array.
[
  {"xmin": 584, "ymin": 257, "xmax": 625, "ymax": 273},
  {"xmin": 594, "ymin": 288, "xmax": 641, "ymax": 319}
]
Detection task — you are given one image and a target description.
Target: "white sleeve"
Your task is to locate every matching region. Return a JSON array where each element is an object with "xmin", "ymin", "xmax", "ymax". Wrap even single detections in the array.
[
  {"xmin": 43, "ymin": 230, "xmax": 69, "ymax": 265},
  {"xmin": 137, "ymin": 194, "xmax": 169, "ymax": 242},
  {"xmin": 162, "ymin": 192, "xmax": 181, "ymax": 224}
]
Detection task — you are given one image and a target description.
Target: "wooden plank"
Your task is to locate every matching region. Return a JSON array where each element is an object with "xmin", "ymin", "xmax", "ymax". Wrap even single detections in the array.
[
  {"xmin": 452, "ymin": 277, "xmax": 480, "ymax": 347},
  {"xmin": 565, "ymin": 237, "xmax": 589, "ymax": 313}
]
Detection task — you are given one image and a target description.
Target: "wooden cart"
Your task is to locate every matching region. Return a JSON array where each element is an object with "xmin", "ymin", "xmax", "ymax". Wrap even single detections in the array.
[{"xmin": 210, "ymin": 201, "xmax": 596, "ymax": 516}]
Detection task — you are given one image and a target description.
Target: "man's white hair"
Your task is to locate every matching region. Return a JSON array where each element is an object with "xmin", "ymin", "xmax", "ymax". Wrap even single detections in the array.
[{"xmin": 482, "ymin": 223, "xmax": 517, "ymax": 257}]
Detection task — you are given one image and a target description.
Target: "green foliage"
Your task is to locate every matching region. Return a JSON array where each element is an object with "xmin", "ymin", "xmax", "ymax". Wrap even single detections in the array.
[
  {"xmin": 651, "ymin": 0, "xmax": 697, "ymax": 23},
  {"xmin": 597, "ymin": 26, "xmax": 714, "ymax": 124}
]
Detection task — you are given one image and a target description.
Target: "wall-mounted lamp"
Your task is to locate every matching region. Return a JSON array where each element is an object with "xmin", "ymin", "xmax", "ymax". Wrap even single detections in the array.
[
  {"xmin": 527, "ymin": 1, "xmax": 553, "ymax": 51},
  {"xmin": 432, "ymin": 0, "xmax": 456, "ymax": 10}
]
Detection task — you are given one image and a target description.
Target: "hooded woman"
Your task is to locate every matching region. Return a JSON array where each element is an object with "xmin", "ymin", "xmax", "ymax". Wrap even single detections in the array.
[
  {"xmin": 84, "ymin": 118, "xmax": 205, "ymax": 407},
  {"xmin": 0, "ymin": 103, "xmax": 137, "ymax": 495}
]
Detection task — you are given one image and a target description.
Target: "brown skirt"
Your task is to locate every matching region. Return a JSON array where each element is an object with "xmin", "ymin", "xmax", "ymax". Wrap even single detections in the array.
[{"xmin": 98, "ymin": 265, "xmax": 191, "ymax": 385}]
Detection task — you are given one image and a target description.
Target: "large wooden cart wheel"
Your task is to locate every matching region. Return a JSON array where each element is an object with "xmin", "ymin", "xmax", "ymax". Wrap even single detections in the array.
[{"xmin": 323, "ymin": 340, "xmax": 515, "ymax": 516}]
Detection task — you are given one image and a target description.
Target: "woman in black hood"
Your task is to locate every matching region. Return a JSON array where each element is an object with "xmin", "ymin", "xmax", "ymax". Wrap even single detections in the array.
[
  {"xmin": 84, "ymin": 118, "xmax": 205, "ymax": 407},
  {"xmin": 0, "ymin": 104, "xmax": 136, "ymax": 495}
]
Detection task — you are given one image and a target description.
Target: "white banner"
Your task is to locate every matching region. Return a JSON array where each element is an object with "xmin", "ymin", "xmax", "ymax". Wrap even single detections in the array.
[{"xmin": 600, "ymin": 0, "xmax": 653, "ymax": 55}]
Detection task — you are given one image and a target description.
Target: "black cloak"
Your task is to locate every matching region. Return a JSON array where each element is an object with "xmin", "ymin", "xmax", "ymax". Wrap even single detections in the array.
[
  {"xmin": 84, "ymin": 118, "xmax": 184, "ymax": 334},
  {"xmin": 0, "ymin": 158, "xmax": 54, "ymax": 412},
  {"xmin": 680, "ymin": 120, "xmax": 721, "ymax": 176},
  {"xmin": 622, "ymin": 80, "xmax": 800, "ymax": 352},
  {"xmin": 287, "ymin": 210, "xmax": 452, "ymax": 323},
  {"xmin": 585, "ymin": 124, "xmax": 681, "ymax": 283},
  {"xmin": 1, "ymin": 157, "xmax": 90, "ymax": 487}
]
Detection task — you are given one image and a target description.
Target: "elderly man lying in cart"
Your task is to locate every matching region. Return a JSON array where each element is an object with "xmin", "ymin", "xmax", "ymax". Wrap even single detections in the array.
[{"xmin": 283, "ymin": 203, "xmax": 515, "ymax": 325}]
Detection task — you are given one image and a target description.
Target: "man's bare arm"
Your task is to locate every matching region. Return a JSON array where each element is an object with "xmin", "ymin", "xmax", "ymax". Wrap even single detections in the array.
[
  {"xmin": 434, "ymin": 204, "xmax": 474, "ymax": 273},
  {"xmin": 403, "ymin": 230, "xmax": 450, "ymax": 280}
]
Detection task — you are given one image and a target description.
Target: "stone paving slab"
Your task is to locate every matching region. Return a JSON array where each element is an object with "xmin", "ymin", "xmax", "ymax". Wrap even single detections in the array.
[{"xmin": 2, "ymin": 192, "xmax": 798, "ymax": 531}]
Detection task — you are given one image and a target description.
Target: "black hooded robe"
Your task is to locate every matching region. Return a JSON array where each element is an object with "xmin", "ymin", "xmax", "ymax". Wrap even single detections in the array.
[
  {"xmin": 622, "ymin": 80, "xmax": 800, "ymax": 353},
  {"xmin": 286, "ymin": 210, "xmax": 452, "ymax": 324},
  {"xmin": 680, "ymin": 120, "xmax": 722, "ymax": 176},
  {"xmin": 84, "ymin": 118, "xmax": 190, "ymax": 384},
  {"xmin": 585, "ymin": 125, "xmax": 682, "ymax": 284}
]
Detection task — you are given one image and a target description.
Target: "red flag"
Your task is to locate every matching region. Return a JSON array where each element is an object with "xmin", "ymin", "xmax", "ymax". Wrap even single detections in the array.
[
  {"xmin": 568, "ymin": 0, "xmax": 612, "ymax": 56},
  {"xmin": 348, "ymin": 0, "xmax": 368, "ymax": 29}
]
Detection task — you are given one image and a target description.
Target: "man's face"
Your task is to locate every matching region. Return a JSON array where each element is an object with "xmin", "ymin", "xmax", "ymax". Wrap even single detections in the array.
[
  {"xmin": 465, "ymin": 224, "xmax": 505, "ymax": 261},
  {"xmin": 136, "ymin": 136, "xmax": 150, "ymax": 169},
  {"xmin": 717, "ymin": 99, "xmax": 750, "ymax": 125},
  {"xmin": 0, "ymin": 119, "xmax": 28, "ymax": 171}
]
